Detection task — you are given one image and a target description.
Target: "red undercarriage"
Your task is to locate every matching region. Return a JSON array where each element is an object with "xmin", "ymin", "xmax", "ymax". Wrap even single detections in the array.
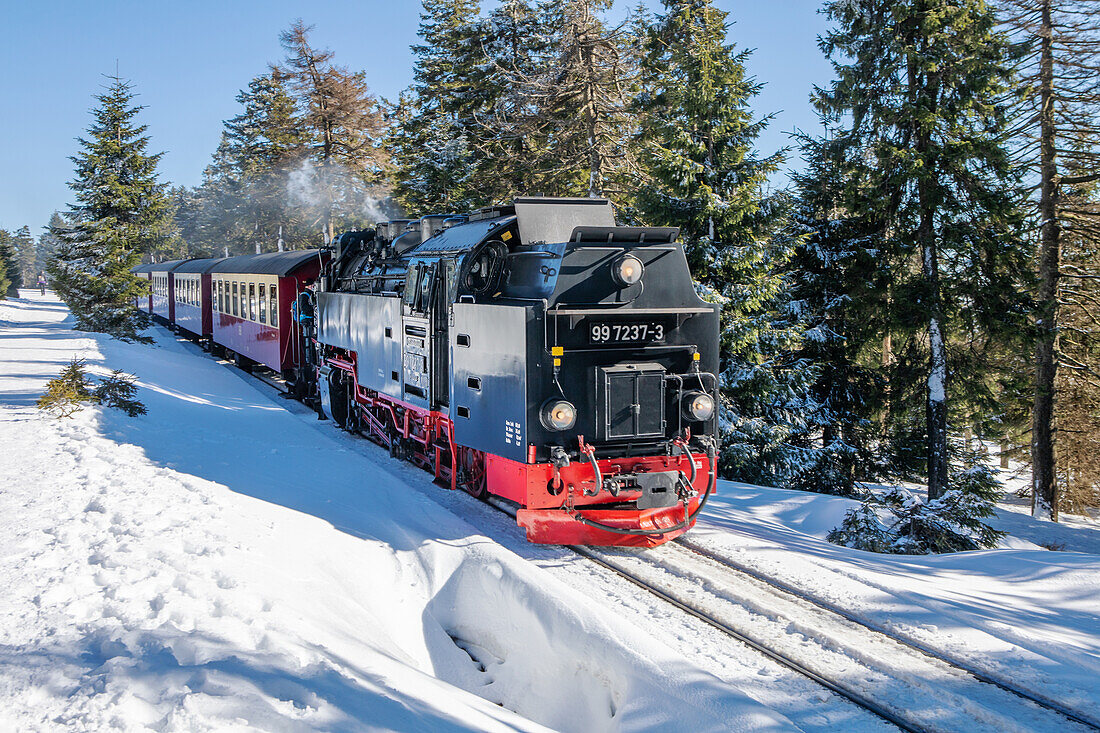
[{"xmin": 326, "ymin": 353, "xmax": 713, "ymax": 547}]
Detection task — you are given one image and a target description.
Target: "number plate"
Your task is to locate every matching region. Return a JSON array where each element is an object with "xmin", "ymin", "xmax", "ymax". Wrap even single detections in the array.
[{"xmin": 589, "ymin": 321, "xmax": 667, "ymax": 344}]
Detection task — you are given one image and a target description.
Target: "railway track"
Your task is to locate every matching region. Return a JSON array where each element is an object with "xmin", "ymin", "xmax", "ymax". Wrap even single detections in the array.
[
  {"xmin": 673, "ymin": 537, "xmax": 1100, "ymax": 732},
  {"xmin": 574, "ymin": 540, "xmax": 1098, "ymax": 733}
]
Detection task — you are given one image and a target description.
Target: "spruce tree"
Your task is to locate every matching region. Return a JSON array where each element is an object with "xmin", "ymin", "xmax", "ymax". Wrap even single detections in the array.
[
  {"xmin": 786, "ymin": 132, "xmax": 890, "ymax": 495},
  {"xmin": 0, "ymin": 229, "xmax": 16, "ymax": 298},
  {"xmin": 635, "ymin": 0, "xmax": 821, "ymax": 486},
  {"xmin": 994, "ymin": 0, "xmax": 1100, "ymax": 520},
  {"xmin": 195, "ymin": 71, "xmax": 312, "ymax": 255},
  {"xmin": 481, "ymin": 0, "xmax": 561, "ymax": 202},
  {"xmin": 12, "ymin": 226, "xmax": 36, "ymax": 288},
  {"xmin": 37, "ymin": 213, "xmax": 66, "ymax": 279},
  {"xmin": 490, "ymin": 0, "xmax": 638, "ymax": 199},
  {"xmin": 389, "ymin": 0, "xmax": 490, "ymax": 213},
  {"xmin": 816, "ymin": 0, "xmax": 1030, "ymax": 500},
  {"xmin": 49, "ymin": 76, "xmax": 174, "ymax": 341}
]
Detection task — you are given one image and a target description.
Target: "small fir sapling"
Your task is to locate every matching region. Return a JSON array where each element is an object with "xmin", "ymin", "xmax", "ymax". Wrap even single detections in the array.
[
  {"xmin": 36, "ymin": 357, "xmax": 146, "ymax": 418},
  {"xmin": 830, "ymin": 441, "xmax": 1005, "ymax": 554},
  {"xmin": 93, "ymin": 370, "xmax": 147, "ymax": 416},
  {"xmin": 36, "ymin": 357, "xmax": 96, "ymax": 418}
]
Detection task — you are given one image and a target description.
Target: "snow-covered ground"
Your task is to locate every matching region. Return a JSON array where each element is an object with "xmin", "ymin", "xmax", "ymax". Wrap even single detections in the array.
[
  {"xmin": 2, "ymin": 291, "xmax": 1098, "ymax": 732},
  {"xmin": 0, "ymin": 291, "xmax": 789, "ymax": 732}
]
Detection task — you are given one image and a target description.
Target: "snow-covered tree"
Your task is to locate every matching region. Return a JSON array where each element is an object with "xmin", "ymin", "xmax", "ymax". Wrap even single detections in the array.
[
  {"xmin": 12, "ymin": 226, "xmax": 37, "ymax": 287},
  {"xmin": 36, "ymin": 213, "xmax": 66, "ymax": 277},
  {"xmin": 634, "ymin": 0, "xmax": 821, "ymax": 486},
  {"xmin": 816, "ymin": 0, "xmax": 1031, "ymax": 500},
  {"xmin": 49, "ymin": 75, "xmax": 174, "ymax": 341}
]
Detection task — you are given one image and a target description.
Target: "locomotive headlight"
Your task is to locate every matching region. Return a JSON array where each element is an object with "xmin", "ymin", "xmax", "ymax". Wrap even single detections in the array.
[
  {"xmin": 613, "ymin": 254, "xmax": 645, "ymax": 286},
  {"xmin": 541, "ymin": 399, "xmax": 577, "ymax": 431},
  {"xmin": 683, "ymin": 391, "xmax": 715, "ymax": 422}
]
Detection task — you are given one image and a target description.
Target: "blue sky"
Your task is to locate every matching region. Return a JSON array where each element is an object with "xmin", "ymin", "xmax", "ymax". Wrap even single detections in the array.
[{"xmin": 0, "ymin": 1, "xmax": 833, "ymax": 234}]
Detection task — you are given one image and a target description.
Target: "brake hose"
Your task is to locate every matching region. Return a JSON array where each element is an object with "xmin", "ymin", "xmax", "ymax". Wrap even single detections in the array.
[{"xmin": 572, "ymin": 438, "xmax": 717, "ymax": 538}]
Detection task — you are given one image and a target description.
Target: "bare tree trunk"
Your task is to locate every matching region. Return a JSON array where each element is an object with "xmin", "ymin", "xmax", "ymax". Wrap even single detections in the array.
[{"xmin": 1032, "ymin": 0, "xmax": 1060, "ymax": 521}]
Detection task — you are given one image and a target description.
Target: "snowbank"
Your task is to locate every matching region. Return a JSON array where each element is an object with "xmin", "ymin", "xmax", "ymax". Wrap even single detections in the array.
[{"xmin": 0, "ymin": 292, "xmax": 792, "ymax": 732}]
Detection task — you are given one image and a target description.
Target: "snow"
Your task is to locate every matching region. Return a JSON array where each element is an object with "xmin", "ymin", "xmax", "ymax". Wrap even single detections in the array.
[
  {"xmin": 694, "ymin": 481, "xmax": 1100, "ymax": 716},
  {"xmin": 0, "ymin": 291, "xmax": 788, "ymax": 732},
  {"xmin": 3, "ymin": 290, "xmax": 1099, "ymax": 732}
]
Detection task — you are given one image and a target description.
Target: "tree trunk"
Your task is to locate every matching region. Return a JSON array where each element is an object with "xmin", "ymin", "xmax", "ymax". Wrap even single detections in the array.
[
  {"xmin": 910, "ymin": 30, "xmax": 949, "ymax": 500},
  {"xmin": 1032, "ymin": 0, "xmax": 1060, "ymax": 521}
]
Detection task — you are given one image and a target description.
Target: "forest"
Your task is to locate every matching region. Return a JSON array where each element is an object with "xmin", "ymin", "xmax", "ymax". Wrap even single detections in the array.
[{"xmin": 5, "ymin": 0, "xmax": 1098, "ymax": 541}]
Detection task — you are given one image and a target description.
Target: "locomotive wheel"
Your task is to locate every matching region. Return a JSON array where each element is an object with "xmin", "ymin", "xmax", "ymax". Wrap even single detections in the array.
[{"xmin": 458, "ymin": 447, "xmax": 488, "ymax": 499}]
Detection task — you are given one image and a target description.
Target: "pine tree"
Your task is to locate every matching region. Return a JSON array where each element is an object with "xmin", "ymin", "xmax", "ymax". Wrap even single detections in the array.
[
  {"xmin": 12, "ymin": 226, "xmax": 36, "ymax": 288},
  {"xmin": 276, "ymin": 20, "xmax": 388, "ymax": 242},
  {"xmin": 994, "ymin": 0, "xmax": 1100, "ymax": 520},
  {"xmin": 0, "ymin": 229, "xmax": 16, "ymax": 298},
  {"xmin": 37, "ymin": 213, "xmax": 66, "ymax": 278},
  {"xmin": 49, "ymin": 76, "xmax": 174, "ymax": 341},
  {"xmin": 635, "ymin": 0, "xmax": 818, "ymax": 486},
  {"xmin": 786, "ymin": 132, "xmax": 890, "ymax": 495},
  {"xmin": 480, "ymin": 0, "xmax": 561, "ymax": 202},
  {"xmin": 816, "ymin": 0, "xmax": 1031, "ymax": 500},
  {"xmin": 389, "ymin": 0, "xmax": 491, "ymax": 213},
  {"xmin": 193, "ymin": 71, "xmax": 313, "ymax": 255},
  {"xmin": 491, "ymin": 0, "xmax": 638, "ymax": 199}
]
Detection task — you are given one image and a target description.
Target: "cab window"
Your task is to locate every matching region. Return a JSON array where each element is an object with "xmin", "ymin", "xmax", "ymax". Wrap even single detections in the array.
[{"xmin": 403, "ymin": 264, "xmax": 420, "ymax": 306}]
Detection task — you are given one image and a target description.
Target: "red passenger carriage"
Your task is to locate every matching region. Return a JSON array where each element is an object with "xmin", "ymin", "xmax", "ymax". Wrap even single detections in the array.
[{"xmin": 209, "ymin": 251, "xmax": 325, "ymax": 376}]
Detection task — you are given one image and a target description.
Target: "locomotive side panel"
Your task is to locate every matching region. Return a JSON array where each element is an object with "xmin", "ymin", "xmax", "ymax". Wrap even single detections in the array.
[
  {"xmin": 316, "ymin": 291, "xmax": 403, "ymax": 400},
  {"xmin": 451, "ymin": 302, "xmax": 529, "ymax": 464}
]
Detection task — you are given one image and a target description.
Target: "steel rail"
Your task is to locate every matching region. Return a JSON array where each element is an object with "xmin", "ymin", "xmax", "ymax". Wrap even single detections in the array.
[{"xmin": 673, "ymin": 537, "xmax": 1100, "ymax": 732}]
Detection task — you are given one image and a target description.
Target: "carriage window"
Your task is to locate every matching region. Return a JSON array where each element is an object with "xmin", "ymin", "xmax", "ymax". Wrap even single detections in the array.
[
  {"xmin": 270, "ymin": 285, "xmax": 278, "ymax": 327},
  {"xmin": 249, "ymin": 283, "xmax": 256, "ymax": 321},
  {"xmin": 259, "ymin": 284, "xmax": 266, "ymax": 324},
  {"xmin": 232, "ymin": 282, "xmax": 238, "ymax": 316}
]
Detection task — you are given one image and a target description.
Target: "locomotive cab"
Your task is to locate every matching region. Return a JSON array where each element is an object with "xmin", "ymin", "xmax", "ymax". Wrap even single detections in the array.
[{"xmin": 314, "ymin": 197, "xmax": 719, "ymax": 546}]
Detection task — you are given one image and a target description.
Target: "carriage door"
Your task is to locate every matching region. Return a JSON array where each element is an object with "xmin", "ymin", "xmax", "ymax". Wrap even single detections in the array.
[{"xmin": 430, "ymin": 260, "xmax": 454, "ymax": 410}]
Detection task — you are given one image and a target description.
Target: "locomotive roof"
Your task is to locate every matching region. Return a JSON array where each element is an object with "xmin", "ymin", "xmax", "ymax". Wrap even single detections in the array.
[
  {"xmin": 173, "ymin": 257, "xmax": 225, "ymax": 274},
  {"xmin": 409, "ymin": 215, "xmax": 515, "ymax": 256},
  {"xmin": 210, "ymin": 250, "xmax": 323, "ymax": 276}
]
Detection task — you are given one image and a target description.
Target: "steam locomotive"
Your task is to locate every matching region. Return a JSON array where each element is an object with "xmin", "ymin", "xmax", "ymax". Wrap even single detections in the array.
[{"xmin": 302, "ymin": 197, "xmax": 720, "ymax": 546}]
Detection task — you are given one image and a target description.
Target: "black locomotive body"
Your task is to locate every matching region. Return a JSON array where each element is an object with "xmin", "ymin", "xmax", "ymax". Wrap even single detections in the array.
[{"xmin": 309, "ymin": 197, "xmax": 719, "ymax": 546}]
